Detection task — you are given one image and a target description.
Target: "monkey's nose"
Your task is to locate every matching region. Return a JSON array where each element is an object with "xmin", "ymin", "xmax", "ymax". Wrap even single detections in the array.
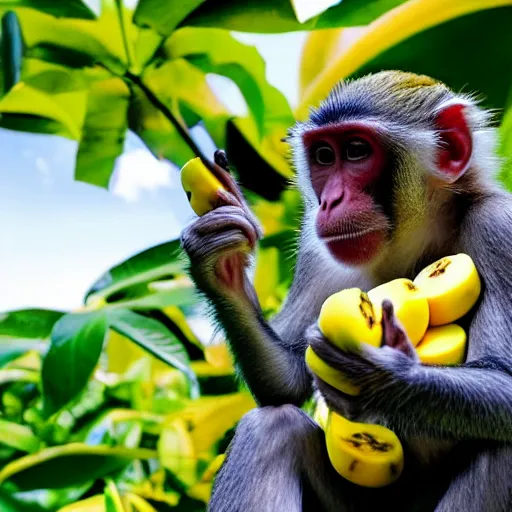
[{"xmin": 321, "ymin": 194, "xmax": 343, "ymax": 212}]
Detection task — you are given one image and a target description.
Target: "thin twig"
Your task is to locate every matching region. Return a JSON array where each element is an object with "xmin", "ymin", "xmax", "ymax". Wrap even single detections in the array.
[{"xmin": 125, "ymin": 71, "xmax": 214, "ymax": 171}]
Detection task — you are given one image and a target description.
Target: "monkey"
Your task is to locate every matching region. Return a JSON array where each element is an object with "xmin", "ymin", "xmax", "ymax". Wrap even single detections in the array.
[{"xmin": 181, "ymin": 71, "xmax": 512, "ymax": 512}]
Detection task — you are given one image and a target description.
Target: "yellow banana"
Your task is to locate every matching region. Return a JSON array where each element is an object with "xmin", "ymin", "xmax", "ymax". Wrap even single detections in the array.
[
  {"xmin": 367, "ymin": 278, "xmax": 430, "ymax": 346},
  {"xmin": 325, "ymin": 411, "xmax": 404, "ymax": 488},
  {"xmin": 413, "ymin": 253, "xmax": 481, "ymax": 326},
  {"xmin": 416, "ymin": 324, "xmax": 467, "ymax": 365},
  {"xmin": 180, "ymin": 157, "xmax": 225, "ymax": 216}
]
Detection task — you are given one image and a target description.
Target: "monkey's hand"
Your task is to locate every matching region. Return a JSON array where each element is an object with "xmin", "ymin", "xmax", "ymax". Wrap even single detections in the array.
[
  {"xmin": 181, "ymin": 149, "xmax": 263, "ymax": 300},
  {"xmin": 181, "ymin": 205, "xmax": 262, "ymax": 299},
  {"xmin": 308, "ymin": 300, "xmax": 419, "ymax": 417}
]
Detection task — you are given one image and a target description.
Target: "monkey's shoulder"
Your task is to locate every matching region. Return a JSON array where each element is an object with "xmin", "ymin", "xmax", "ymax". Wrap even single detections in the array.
[{"xmin": 463, "ymin": 192, "xmax": 512, "ymax": 256}]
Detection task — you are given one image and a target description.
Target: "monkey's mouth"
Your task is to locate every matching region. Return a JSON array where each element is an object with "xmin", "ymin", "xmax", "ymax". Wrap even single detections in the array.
[
  {"xmin": 322, "ymin": 228, "xmax": 385, "ymax": 266},
  {"xmin": 322, "ymin": 227, "xmax": 380, "ymax": 243}
]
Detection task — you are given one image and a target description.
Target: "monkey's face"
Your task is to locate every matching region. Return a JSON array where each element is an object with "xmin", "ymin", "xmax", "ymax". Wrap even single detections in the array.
[{"xmin": 303, "ymin": 122, "xmax": 391, "ymax": 266}]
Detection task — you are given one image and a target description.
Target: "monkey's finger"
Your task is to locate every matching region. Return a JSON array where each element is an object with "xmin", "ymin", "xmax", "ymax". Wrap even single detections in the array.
[
  {"xmin": 308, "ymin": 334, "xmax": 370, "ymax": 380},
  {"xmin": 381, "ymin": 300, "xmax": 417, "ymax": 359},
  {"xmin": 208, "ymin": 153, "xmax": 246, "ymax": 206},
  {"xmin": 182, "ymin": 228, "xmax": 251, "ymax": 263},
  {"xmin": 191, "ymin": 206, "xmax": 259, "ymax": 248}
]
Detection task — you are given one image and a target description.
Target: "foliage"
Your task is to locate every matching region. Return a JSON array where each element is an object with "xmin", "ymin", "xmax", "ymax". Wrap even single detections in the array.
[{"xmin": 2, "ymin": 0, "xmax": 512, "ymax": 510}]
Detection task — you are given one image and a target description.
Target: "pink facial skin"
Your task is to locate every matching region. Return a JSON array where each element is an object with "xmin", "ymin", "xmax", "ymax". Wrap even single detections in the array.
[{"xmin": 304, "ymin": 122, "xmax": 389, "ymax": 266}]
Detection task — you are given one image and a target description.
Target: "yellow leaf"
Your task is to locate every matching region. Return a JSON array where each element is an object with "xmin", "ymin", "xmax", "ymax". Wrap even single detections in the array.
[
  {"xmin": 204, "ymin": 343, "xmax": 234, "ymax": 371},
  {"xmin": 58, "ymin": 494, "xmax": 106, "ymax": 512},
  {"xmin": 296, "ymin": 0, "xmax": 512, "ymax": 120},
  {"xmin": 201, "ymin": 454, "xmax": 226, "ymax": 482},
  {"xmin": 7, "ymin": 350, "xmax": 41, "ymax": 371},
  {"xmin": 104, "ymin": 480, "xmax": 126, "ymax": 512},
  {"xmin": 161, "ymin": 306, "xmax": 202, "ymax": 349},
  {"xmin": 158, "ymin": 418, "xmax": 197, "ymax": 487},
  {"xmin": 106, "ymin": 329, "xmax": 148, "ymax": 374},
  {"xmin": 0, "ymin": 443, "xmax": 157, "ymax": 485},
  {"xmin": 189, "ymin": 360, "xmax": 234, "ymax": 377},
  {"xmin": 252, "ymin": 199, "xmax": 286, "ymax": 236},
  {"xmin": 125, "ymin": 493, "xmax": 158, "ymax": 512},
  {"xmin": 299, "ymin": 27, "xmax": 366, "ymax": 98},
  {"xmin": 188, "ymin": 393, "xmax": 255, "ymax": 457},
  {"xmin": 187, "ymin": 482, "xmax": 212, "ymax": 503},
  {"xmin": 253, "ymin": 246, "xmax": 280, "ymax": 308}
]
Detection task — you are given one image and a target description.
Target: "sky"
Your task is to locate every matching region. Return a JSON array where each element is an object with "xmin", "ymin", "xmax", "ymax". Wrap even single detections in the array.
[{"xmin": 0, "ymin": 30, "xmax": 307, "ymax": 312}]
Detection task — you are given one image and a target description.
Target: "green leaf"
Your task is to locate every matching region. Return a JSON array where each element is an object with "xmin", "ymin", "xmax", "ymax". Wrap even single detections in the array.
[
  {"xmin": 181, "ymin": 0, "xmax": 406, "ymax": 33},
  {"xmin": 103, "ymin": 286, "xmax": 198, "ymax": 311},
  {"xmin": 41, "ymin": 311, "xmax": 109, "ymax": 416},
  {"xmin": 0, "ymin": 1, "xmax": 96, "ymax": 19},
  {"xmin": 75, "ymin": 76, "xmax": 130, "ymax": 188},
  {"xmin": 0, "ymin": 82, "xmax": 87, "ymax": 139},
  {"xmin": 134, "ymin": 0, "xmax": 205, "ymax": 37},
  {"xmin": 499, "ymin": 105, "xmax": 512, "ymax": 190},
  {"xmin": 0, "ymin": 443, "xmax": 157, "ymax": 491},
  {"xmin": 0, "ymin": 490, "xmax": 41, "ymax": 512},
  {"xmin": 0, "ymin": 368, "xmax": 38, "ymax": 385},
  {"xmin": 166, "ymin": 27, "xmax": 294, "ymax": 136},
  {"xmin": 104, "ymin": 480, "xmax": 124, "ymax": 512},
  {"xmin": 108, "ymin": 309, "xmax": 199, "ymax": 398},
  {"xmin": 84, "ymin": 239, "xmax": 186, "ymax": 306},
  {"xmin": 10, "ymin": 484, "xmax": 94, "ymax": 512},
  {"xmin": 141, "ymin": 57, "xmax": 230, "ymax": 147},
  {"xmin": 1, "ymin": 11, "xmax": 22, "ymax": 93},
  {"xmin": 158, "ymin": 419, "xmax": 197, "ymax": 488},
  {"xmin": 21, "ymin": 58, "xmax": 103, "ymax": 93},
  {"xmin": 14, "ymin": 8, "xmax": 126, "ymax": 74},
  {"xmin": 0, "ymin": 308, "xmax": 64, "ymax": 366},
  {"xmin": 0, "ymin": 419, "xmax": 40, "ymax": 453},
  {"xmin": 128, "ymin": 83, "xmax": 196, "ymax": 166}
]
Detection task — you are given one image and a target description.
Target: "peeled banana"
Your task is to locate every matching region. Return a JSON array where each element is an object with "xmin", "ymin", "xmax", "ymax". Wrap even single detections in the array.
[
  {"xmin": 367, "ymin": 278, "xmax": 429, "ymax": 346},
  {"xmin": 305, "ymin": 346, "xmax": 360, "ymax": 395},
  {"xmin": 180, "ymin": 157, "xmax": 225, "ymax": 216},
  {"xmin": 413, "ymin": 253, "xmax": 481, "ymax": 326},
  {"xmin": 325, "ymin": 411, "xmax": 404, "ymax": 488},
  {"xmin": 416, "ymin": 324, "xmax": 467, "ymax": 365},
  {"xmin": 318, "ymin": 288, "xmax": 382, "ymax": 350},
  {"xmin": 310, "ymin": 253, "xmax": 481, "ymax": 489}
]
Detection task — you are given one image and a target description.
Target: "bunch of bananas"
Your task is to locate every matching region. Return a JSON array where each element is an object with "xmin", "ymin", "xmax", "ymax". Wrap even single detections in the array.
[{"xmin": 307, "ymin": 254, "xmax": 481, "ymax": 488}]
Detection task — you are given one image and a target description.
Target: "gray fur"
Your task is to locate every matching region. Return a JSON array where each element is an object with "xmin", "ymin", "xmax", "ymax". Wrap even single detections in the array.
[{"xmin": 181, "ymin": 71, "xmax": 512, "ymax": 511}]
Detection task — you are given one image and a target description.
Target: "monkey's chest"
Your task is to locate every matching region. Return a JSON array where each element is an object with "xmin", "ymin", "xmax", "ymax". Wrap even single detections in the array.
[{"xmin": 403, "ymin": 437, "xmax": 455, "ymax": 467}]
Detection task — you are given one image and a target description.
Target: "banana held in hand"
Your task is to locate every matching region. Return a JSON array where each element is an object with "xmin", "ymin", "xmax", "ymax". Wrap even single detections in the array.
[
  {"xmin": 318, "ymin": 288, "xmax": 383, "ymax": 350},
  {"xmin": 413, "ymin": 253, "xmax": 481, "ymax": 326},
  {"xmin": 305, "ymin": 346, "xmax": 360, "ymax": 395},
  {"xmin": 180, "ymin": 157, "xmax": 226, "ymax": 216},
  {"xmin": 325, "ymin": 411, "xmax": 404, "ymax": 488},
  {"xmin": 367, "ymin": 278, "xmax": 430, "ymax": 346}
]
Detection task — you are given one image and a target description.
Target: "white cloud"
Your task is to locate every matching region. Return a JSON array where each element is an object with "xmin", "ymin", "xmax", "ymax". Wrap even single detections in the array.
[{"xmin": 110, "ymin": 148, "xmax": 178, "ymax": 203}]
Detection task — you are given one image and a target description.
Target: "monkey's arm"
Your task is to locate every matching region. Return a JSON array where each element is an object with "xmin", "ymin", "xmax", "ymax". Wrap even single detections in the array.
[
  {"xmin": 181, "ymin": 209, "xmax": 350, "ymax": 407},
  {"xmin": 310, "ymin": 300, "xmax": 512, "ymax": 442}
]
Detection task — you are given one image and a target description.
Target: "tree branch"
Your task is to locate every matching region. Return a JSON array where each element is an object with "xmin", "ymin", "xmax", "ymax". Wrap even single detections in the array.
[{"xmin": 125, "ymin": 71, "xmax": 215, "ymax": 172}]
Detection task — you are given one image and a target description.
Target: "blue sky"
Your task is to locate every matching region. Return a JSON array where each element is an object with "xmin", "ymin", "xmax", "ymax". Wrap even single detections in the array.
[{"xmin": 0, "ymin": 31, "xmax": 306, "ymax": 312}]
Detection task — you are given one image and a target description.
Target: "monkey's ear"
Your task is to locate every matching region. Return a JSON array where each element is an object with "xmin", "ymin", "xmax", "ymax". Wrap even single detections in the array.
[{"xmin": 434, "ymin": 103, "xmax": 472, "ymax": 183}]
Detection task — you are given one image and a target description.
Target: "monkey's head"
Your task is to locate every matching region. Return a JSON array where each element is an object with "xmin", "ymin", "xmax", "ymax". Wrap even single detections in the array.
[{"xmin": 289, "ymin": 71, "xmax": 495, "ymax": 269}]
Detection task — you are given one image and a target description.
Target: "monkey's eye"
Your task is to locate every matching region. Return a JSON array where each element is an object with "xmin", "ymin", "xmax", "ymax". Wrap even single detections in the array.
[
  {"xmin": 314, "ymin": 145, "xmax": 335, "ymax": 166},
  {"xmin": 343, "ymin": 138, "xmax": 372, "ymax": 161}
]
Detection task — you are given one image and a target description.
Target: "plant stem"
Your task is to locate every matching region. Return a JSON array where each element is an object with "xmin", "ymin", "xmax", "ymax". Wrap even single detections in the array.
[{"xmin": 125, "ymin": 71, "xmax": 214, "ymax": 170}]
